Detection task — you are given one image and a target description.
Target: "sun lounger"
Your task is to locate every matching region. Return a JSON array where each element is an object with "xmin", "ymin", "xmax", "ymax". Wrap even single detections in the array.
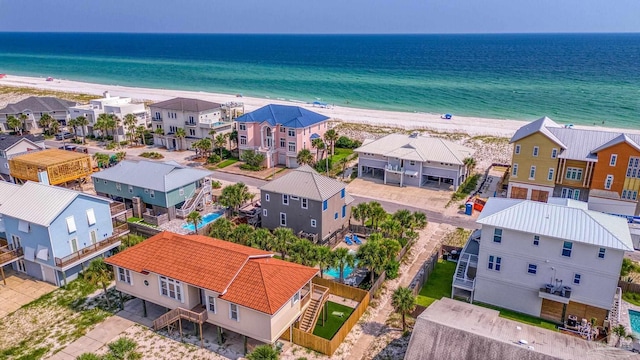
[
  {"xmin": 345, "ymin": 236, "xmax": 354, "ymax": 245},
  {"xmin": 353, "ymin": 234, "xmax": 362, "ymax": 245},
  {"xmin": 332, "ymin": 311, "xmax": 345, "ymax": 318}
]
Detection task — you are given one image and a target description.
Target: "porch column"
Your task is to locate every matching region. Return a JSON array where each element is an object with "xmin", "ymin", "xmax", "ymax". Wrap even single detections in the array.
[
  {"xmin": 119, "ymin": 292, "xmax": 124, "ymax": 310},
  {"xmin": 1, "ymin": 266, "xmax": 5, "ymax": 286},
  {"xmin": 62, "ymin": 270, "xmax": 68, "ymax": 288},
  {"xmin": 243, "ymin": 335, "xmax": 248, "ymax": 355},
  {"xmin": 400, "ymin": 173, "xmax": 403, "ymax": 187},
  {"xmin": 142, "ymin": 299, "xmax": 147, "ymax": 317},
  {"xmin": 199, "ymin": 323, "xmax": 204, "ymax": 348},
  {"xmin": 383, "ymin": 170, "xmax": 387, "ymax": 184},
  {"xmin": 217, "ymin": 326, "xmax": 223, "ymax": 345}
]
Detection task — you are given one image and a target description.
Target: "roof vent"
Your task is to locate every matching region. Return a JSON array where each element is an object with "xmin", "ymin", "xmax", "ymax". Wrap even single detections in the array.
[{"xmin": 409, "ymin": 132, "xmax": 419, "ymax": 138}]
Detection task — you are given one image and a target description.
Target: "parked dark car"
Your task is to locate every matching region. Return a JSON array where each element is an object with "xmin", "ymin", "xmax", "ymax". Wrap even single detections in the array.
[
  {"xmin": 55, "ymin": 132, "xmax": 74, "ymax": 140},
  {"xmin": 59, "ymin": 145, "xmax": 77, "ymax": 151}
]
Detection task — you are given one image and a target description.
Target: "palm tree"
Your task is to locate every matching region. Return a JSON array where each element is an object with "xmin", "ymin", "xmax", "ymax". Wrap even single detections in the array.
[
  {"xmin": 174, "ymin": 128, "xmax": 186, "ymax": 150},
  {"xmin": 215, "ymin": 133, "xmax": 227, "ymax": 159},
  {"xmin": 6, "ymin": 115, "xmax": 21, "ymax": 135},
  {"xmin": 324, "ymin": 129, "xmax": 339, "ymax": 156},
  {"xmin": 93, "ymin": 152, "xmax": 110, "ymax": 168},
  {"xmin": 369, "ymin": 201, "xmax": 387, "ymax": 229},
  {"xmin": 411, "ymin": 211, "xmax": 428, "ymax": 230},
  {"xmin": 290, "ymin": 240, "xmax": 319, "ymax": 267},
  {"xmin": 339, "ymin": 157, "xmax": 349, "ymax": 179},
  {"xmin": 49, "ymin": 120, "xmax": 60, "ymax": 136},
  {"xmin": 37, "ymin": 113, "xmax": 53, "ymax": 135},
  {"xmin": 463, "ymin": 157, "xmax": 477, "ymax": 177},
  {"xmin": 18, "ymin": 114, "xmax": 29, "ymax": 134},
  {"xmin": 392, "ymin": 209, "xmax": 413, "ymax": 229},
  {"xmin": 246, "ymin": 344, "xmax": 278, "ymax": 360},
  {"xmin": 231, "ymin": 224, "xmax": 255, "ymax": 245},
  {"xmin": 380, "ymin": 238, "xmax": 402, "ymax": 260},
  {"xmin": 356, "ymin": 240, "xmax": 385, "ymax": 284},
  {"xmin": 110, "ymin": 114, "xmax": 121, "ymax": 140},
  {"xmin": 84, "ymin": 258, "xmax": 113, "ymax": 308},
  {"xmin": 74, "ymin": 116, "xmax": 89, "ymax": 144},
  {"xmin": 67, "ymin": 118, "xmax": 78, "ymax": 142},
  {"xmin": 392, "ymin": 287, "xmax": 416, "ymax": 332},
  {"xmin": 316, "ymin": 246, "xmax": 336, "ymax": 278},
  {"xmin": 186, "ymin": 211, "xmax": 202, "ymax": 234},
  {"xmin": 311, "ymin": 138, "xmax": 325, "ymax": 161},
  {"xmin": 380, "ymin": 218, "xmax": 403, "ymax": 240},
  {"xmin": 123, "ymin": 114, "xmax": 137, "ymax": 144},
  {"xmin": 248, "ymin": 228, "xmax": 274, "ymax": 250},
  {"xmin": 272, "ymin": 227, "xmax": 296, "ymax": 259},
  {"xmin": 352, "ymin": 202, "xmax": 371, "ymax": 226},
  {"xmin": 209, "ymin": 217, "xmax": 235, "ymax": 240},
  {"xmin": 228, "ymin": 129, "xmax": 238, "ymax": 149},
  {"xmin": 136, "ymin": 125, "xmax": 147, "ymax": 146},
  {"xmin": 218, "ymin": 182, "xmax": 253, "ymax": 216},
  {"xmin": 96, "ymin": 113, "xmax": 112, "ymax": 140},
  {"xmin": 296, "ymin": 149, "xmax": 314, "ymax": 166},
  {"xmin": 198, "ymin": 137, "xmax": 212, "ymax": 158},
  {"xmin": 333, "ymin": 247, "xmax": 356, "ymax": 284},
  {"xmin": 613, "ymin": 324, "xmax": 637, "ymax": 347}
]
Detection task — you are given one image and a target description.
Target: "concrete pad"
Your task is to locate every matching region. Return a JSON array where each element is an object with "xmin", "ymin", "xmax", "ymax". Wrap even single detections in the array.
[
  {"xmin": 46, "ymin": 351, "xmax": 76, "ymax": 360},
  {"xmin": 0, "ymin": 269, "xmax": 56, "ymax": 318},
  {"xmin": 84, "ymin": 316, "xmax": 134, "ymax": 343},
  {"xmin": 60, "ymin": 336, "xmax": 104, "ymax": 357}
]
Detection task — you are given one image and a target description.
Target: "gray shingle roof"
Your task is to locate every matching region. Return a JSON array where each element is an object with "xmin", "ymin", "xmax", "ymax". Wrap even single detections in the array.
[
  {"xmin": 259, "ymin": 165, "xmax": 347, "ymax": 201},
  {"xmin": 91, "ymin": 160, "xmax": 212, "ymax": 192},
  {"xmin": 477, "ymin": 197, "xmax": 633, "ymax": 251},
  {"xmin": 0, "ymin": 134, "xmax": 44, "ymax": 151},
  {"xmin": 0, "ymin": 182, "xmax": 110, "ymax": 226},
  {"xmin": 150, "ymin": 98, "xmax": 222, "ymax": 112},
  {"xmin": 0, "ymin": 96, "xmax": 76, "ymax": 114},
  {"xmin": 354, "ymin": 133, "xmax": 475, "ymax": 165}
]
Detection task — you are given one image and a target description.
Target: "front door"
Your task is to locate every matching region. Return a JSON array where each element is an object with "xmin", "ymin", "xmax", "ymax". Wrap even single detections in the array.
[
  {"xmin": 16, "ymin": 260, "xmax": 26, "ymax": 273},
  {"xmin": 11, "ymin": 234, "xmax": 21, "ymax": 250},
  {"xmin": 70, "ymin": 238, "xmax": 78, "ymax": 253},
  {"xmin": 90, "ymin": 230, "xmax": 97, "ymax": 245}
]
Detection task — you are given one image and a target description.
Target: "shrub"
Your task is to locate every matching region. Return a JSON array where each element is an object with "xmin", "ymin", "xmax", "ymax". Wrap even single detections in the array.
[
  {"xmin": 119, "ymin": 141, "xmax": 129, "ymax": 146},
  {"xmin": 335, "ymin": 136, "xmax": 362, "ymax": 149},
  {"xmin": 105, "ymin": 142, "xmax": 117, "ymax": 150},
  {"xmin": 451, "ymin": 174, "xmax": 481, "ymax": 202},
  {"xmin": 207, "ymin": 154, "xmax": 221, "ymax": 164},
  {"xmin": 241, "ymin": 150, "xmax": 265, "ymax": 169},
  {"xmin": 240, "ymin": 164, "xmax": 262, "ymax": 171},
  {"xmin": 211, "ymin": 180, "xmax": 222, "ymax": 189},
  {"xmin": 140, "ymin": 152, "xmax": 164, "ymax": 159},
  {"xmin": 385, "ymin": 259, "xmax": 400, "ymax": 280}
]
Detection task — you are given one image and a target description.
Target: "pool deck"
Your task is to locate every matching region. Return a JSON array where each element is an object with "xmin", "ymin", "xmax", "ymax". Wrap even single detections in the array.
[
  {"xmin": 619, "ymin": 300, "xmax": 640, "ymax": 348},
  {"xmin": 159, "ymin": 204, "xmax": 224, "ymax": 235}
]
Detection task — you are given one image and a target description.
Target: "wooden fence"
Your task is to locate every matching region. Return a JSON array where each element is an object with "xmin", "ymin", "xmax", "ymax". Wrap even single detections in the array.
[
  {"xmin": 409, "ymin": 249, "xmax": 440, "ymax": 297},
  {"xmin": 348, "ymin": 224, "xmax": 376, "ymax": 236},
  {"xmin": 618, "ymin": 280, "xmax": 640, "ymax": 294},
  {"xmin": 127, "ymin": 222, "xmax": 162, "ymax": 237},
  {"xmin": 282, "ymin": 278, "xmax": 370, "ymax": 356}
]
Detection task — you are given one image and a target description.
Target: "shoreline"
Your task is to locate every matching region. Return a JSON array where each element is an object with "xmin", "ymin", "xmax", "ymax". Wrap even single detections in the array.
[{"xmin": 2, "ymin": 74, "xmax": 639, "ymax": 138}]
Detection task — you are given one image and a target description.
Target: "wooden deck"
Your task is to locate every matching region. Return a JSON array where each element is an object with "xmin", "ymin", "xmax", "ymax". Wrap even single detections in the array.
[
  {"xmin": 0, "ymin": 244, "xmax": 23, "ymax": 267},
  {"xmin": 54, "ymin": 222, "xmax": 129, "ymax": 268}
]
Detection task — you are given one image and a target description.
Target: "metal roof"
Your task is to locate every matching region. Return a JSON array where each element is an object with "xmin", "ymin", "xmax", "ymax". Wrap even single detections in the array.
[
  {"xmin": 259, "ymin": 165, "xmax": 347, "ymax": 201},
  {"xmin": 150, "ymin": 97, "xmax": 222, "ymax": 112},
  {"xmin": 510, "ymin": 116, "xmax": 566, "ymax": 148},
  {"xmin": 235, "ymin": 104, "xmax": 329, "ymax": 128},
  {"xmin": 0, "ymin": 181, "xmax": 110, "ymax": 226},
  {"xmin": 548, "ymin": 127, "xmax": 620, "ymax": 161},
  {"xmin": 354, "ymin": 133, "xmax": 475, "ymax": 165},
  {"xmin": 592, "ymin": 133, "xmax": 640, "ymax": 154},
  {"xmin": 0, "ymin": 182, "xmax": 20, "ymax": 204},
  {"xmin": 0, "ymin": 96, "xmax": 77, "ymax": 114},
  {"xmin": 91, "ymin": 160, "xmax": 212, "ymax": 192},
  {"xmin": 477, "ymin": 197, "xmax": 633, "ymax": 251}
]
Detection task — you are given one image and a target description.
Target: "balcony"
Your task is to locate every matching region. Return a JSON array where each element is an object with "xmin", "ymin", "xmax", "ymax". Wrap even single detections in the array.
[
  {"xmin": 110, "ymin": 202, "xmax": 126, "ymax": 218},
  {"xmin": 385, "ymin": 164, "xmax": 404, "ymax": 173},
  {"xmin": 185, "ymin": 121, "xmax": 197, "ymax": 127},
  {"xmin": 152, "ymin": 117, "xmax": 162, "ymax": 122},
  {"xmin": 539, "ymin": 284, "xmax": 572, "ymax": 304},
  {"xmin": 0, "ymin": 243, "xmax": 23, "ymax": 267},
  {"xmin": 54, "ymin": 222, "xmax": 130, "ymax": 268}
]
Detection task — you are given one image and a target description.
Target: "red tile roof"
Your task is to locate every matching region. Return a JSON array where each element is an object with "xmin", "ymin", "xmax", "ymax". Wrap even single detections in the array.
[{"xmin": 106, "ymin": 232, "xmax": 318, "ymax": 315}]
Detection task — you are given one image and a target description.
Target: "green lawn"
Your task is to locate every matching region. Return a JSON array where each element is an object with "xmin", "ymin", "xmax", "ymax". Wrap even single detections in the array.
[
  {"xmin": 623, "ymin": 291, "xmax": 640, "ymax": 306},
  {"xmin": 217, "ymin": 158, "xmax": 239, "ymax": 168},
  {"xmin": 329, "ymin": 148, "xmax": 354, "ymax": 164},
  {"xmin": 312, "ymin": 301, "xmax": 354, "ymax": 340},
  {"xmin": 475, "ymin": 303, "xmax": 558, "ymax": 331},
  {"xmin": 416, "ymin": 261, "xmax": 456, "ymax": 307}
]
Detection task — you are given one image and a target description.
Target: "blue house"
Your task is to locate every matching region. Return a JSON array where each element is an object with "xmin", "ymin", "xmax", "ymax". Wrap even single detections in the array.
[
  {"xmin": 0, "ymin": 181, "xmax": 128, "ymax": 286},
  {"xmin": 91, "ymin": 160, "xmax": 213, "ymax": 224}
]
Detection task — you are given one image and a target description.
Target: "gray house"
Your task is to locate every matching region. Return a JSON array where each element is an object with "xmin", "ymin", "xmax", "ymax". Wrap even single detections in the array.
[
  {"xmin": 0, "ymin": 96, "xmax": 77, "ymax": 133},
  {"xmin": 0, "ymin": 134, "xmax": 45, "ymax": 181},
  {"xmin": 355, "ymin": 133, "xmax": 475, "ymax": 190},
  {"xmin": 259, "ymin": 165, "xmax": 353, "ymax": 242},
  {"xmin": 91, "ymin": 160, "xmax": 213, "ymax": 224}
]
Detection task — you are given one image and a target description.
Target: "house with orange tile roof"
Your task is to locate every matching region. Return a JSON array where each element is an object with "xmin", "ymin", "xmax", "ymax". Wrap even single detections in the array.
[{"xmin": 105, "ymin": 231, "xmax": 323, "ymax": 351}]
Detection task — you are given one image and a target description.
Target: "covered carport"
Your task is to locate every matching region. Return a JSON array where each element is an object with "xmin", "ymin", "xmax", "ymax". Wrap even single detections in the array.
[{"xmin": 421, "ymin": 166, "xmax": 461, "ymax": 190}]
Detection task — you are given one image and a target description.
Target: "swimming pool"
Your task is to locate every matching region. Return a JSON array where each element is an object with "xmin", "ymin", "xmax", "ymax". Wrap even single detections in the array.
[
  {"xmin": 181, "ymin": 212, "xmax": 223, "ymax": 232},
  {"xmin": 630, "ymin": 310, "xmax": 640, "ymax": 335},
  {"xmin": 325, "ymin": 261, "xmax": 359, "ymax": 279}
]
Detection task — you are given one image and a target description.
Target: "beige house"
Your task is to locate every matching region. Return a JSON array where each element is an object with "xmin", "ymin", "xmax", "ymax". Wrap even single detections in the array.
[{"xmin": 106, "ymin": 232, "xmax": 321, "ymax": 349}]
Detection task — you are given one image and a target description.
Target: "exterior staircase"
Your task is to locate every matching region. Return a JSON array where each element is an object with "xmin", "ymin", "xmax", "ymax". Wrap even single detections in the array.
[
  {"xmin": 152, "ymin": 306, "xmax": 208, "ymax": 331},
  {"xmin": 176, "ymin": 179, "xmax": 211, "ymax": 218},
  {"xmin": 299, "ymin": 285, "xmax": 329, "ymax": 332},
  {"xmin": 608, "ymin": 287, "xmax": 622, "ymax": 328}
]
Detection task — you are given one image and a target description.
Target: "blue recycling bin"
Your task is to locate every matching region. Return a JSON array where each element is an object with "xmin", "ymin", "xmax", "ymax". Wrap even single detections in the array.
[{"xmin": 465, "ymin": 202, "xmax": 473, "ymax": 216}]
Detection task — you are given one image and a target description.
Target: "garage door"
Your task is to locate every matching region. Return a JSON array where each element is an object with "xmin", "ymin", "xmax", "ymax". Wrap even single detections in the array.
[
  {"xmin": 510, "ymin": 187, "xmax": 528, "ymax": 199},
  {"xmin": 531, "ymin": 190, "xmax": 549, "ymax": 203}
]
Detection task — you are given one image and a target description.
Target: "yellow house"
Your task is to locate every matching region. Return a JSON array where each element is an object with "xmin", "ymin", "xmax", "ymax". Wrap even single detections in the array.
[{"xmin": 508, "ymin": 117, "xmax": 565, "ymax": 201}]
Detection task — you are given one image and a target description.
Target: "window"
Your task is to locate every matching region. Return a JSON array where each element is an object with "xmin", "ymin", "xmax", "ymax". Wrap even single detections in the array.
[
  {"xmin": 288, "ymin": 129, "xmax": 295, "ymax": 137},
  {"xmin": 263, "ymin": 208, "xmax": 267, "ymax": 217},
  {"xmin": 207, "ymin": 296, "xmax": 216, "ymax": 313},
  {"xmin": 18, "ymin": 220, "xmax": 29, "ymax": 233},
  {"xmin": 86, "ymin": 209, "xmax": 96, "ymax": 225},
  {"xmin": 150, "ymin": 190, "xmax": 156, "ymax": 199},
  {"xmin": 179, "ymin": 188, "xmax": 184, "ymax": 196},
  {"xmin": 342, "ymin": 205, "xmax": 346, "ymax": 218},
  {"xmin": 118, "ymin": 268, "xmax": 132, "ymax": 284},
  {"xmin": 230, "ymin": 304, "xmax": 239, "ymax": 321},
  {"xmin": 280, "ymin": 138, "xmax": 285, "ymax": 148},
  {"xmin": 282, "ymin": 194, "xmax": 289, "ymax": 205},
  {"xmin": 280, "ymin": 127, "xmax": 286, "ymax": 133},
  {"xmin": 301, "ymin": 198, "xmax": 308, "ymax": 209},
  {"xmin": 128, "ymin": 185, "xmax": 133, "ymax": 194},
  {"xmin": 562, "ymin": 241, "xmax": 572, "ymax": 257},
  {"xmin": 488, "ymin": 255, "xmax": 501, "ymax": 271},
  {"xmin": 280, "ymin": 212, "xmax": 286, "ymax": 226},
  {"xmin": 409, "ymin": 160, "xmax": 415, "ymax": 166},
  {"xmin": 573, "ymin": 273, "xmax": 581, "ymax": 285},
  {"xmin": 189, "ymin": 129, "xmax": 196, "ymax": 136},
  {"xmin": 598, "ymin": 247, "xmax": 606, "ymax": 259},
  {"xmin": 239, "ymin": 123, "xmax": 246, "ymax": 131},
  {"xmin": 116, "ymin": 183, "xmax": 121, "ymax": 191},
  {"xmin": 341, "ymin": 189, "xmax": 345, "ymax": 198},
  {"xmin": 293, "ymin": 291, "xmax": 300, "ymax": 304},
  {"xmin": 288, "ymin": 142, "xmax": 296, "ymax": 152},
  {"xmin": 159, "ymin": 276, "xmax": 183, "ymax": 302},
  {"xmin": 290, "ymin": 195, "xmax": 299, "ymax": 200},
  {"xmin": 514, "ymin": 144, "xmax": 521, "ymax": 154},
  {"xmin": 532, "ymin": 146, "xmax": 539, "ymax": 157},
  {"xmin": 322, "ymin": 200, "xmax": 328, "ymax": 211},
  {"xmin": 265, "ymin": 194, "xmax": 270, "ymax": 202},
  {"xmin": 529, "ymin": 166, "xmax": 536, "ymax": 180},
  {"xmin": 565, "ymin": 167, "xmax": 583, "ymax": 181},
  {"xmin": 334, "ymin": 212, "xmax": 338, "ymax": 219},
  {"xmin": 104, "ymin": 180, "xmax": 108, "ymax": 184},
  {"xmin": 605, "ymin": 175, "xmax": 613, "ymax": 190},
  {"xmin": 512, "ymin": 164, "xmax": 518, "ymax": 176},
  {"xmin": 533, "ymin": 235, "xmax": 539, "ymax": 246},
  {"xmin": 610, "ymin": 154, "xmax": 617, "ymax": 166},
  {"xmin": 311, "ymin": 219, "xmax": 317, "ymax": 228},
  {"xmin": 547, "ymin": 168, "xmax": 555, "ymax": 181},
  {"xmin": 493, "ymin": 228, "xmax": 502, "ymax": 243},
  {"xmin": 622, "ymin": 189, "xmax": 638, "ymax": 200},
  {"xmin": 144, "ymin": 188, "xmax": 149, "ymax": 193},
  {"xmin": 66, "ymin": 216, "xmax": 77, "ymax": 233},
  {"xmin": 626, "ymin": 157, "xmax": 640, "ymax": 178},
  {"xmin": 527, "ymin": 264, "xmax": 537, "ymax": 275},
  {"xmin": 239, "ymin": 135, "xmax": 247, "ymax": 145},
  {"xmin": 551, "ymin": 148, "xmax": 558, "ymax": 159}
]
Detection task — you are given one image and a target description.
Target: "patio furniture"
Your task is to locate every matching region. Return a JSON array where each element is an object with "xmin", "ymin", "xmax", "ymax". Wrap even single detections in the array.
[
  {"xmin": 332, "ymin": 311, "xmax": 345, "ymax": 318},
  {"xmin": 353, "ymin": 234, "xmax": 362, "ymax": 245},
  {"xmin": 345, "ymin": 236, "xmax": 354, "ymax": 246}
]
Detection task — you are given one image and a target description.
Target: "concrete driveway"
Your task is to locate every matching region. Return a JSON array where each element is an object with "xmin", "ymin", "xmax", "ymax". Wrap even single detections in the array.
[{"xmin": 0, "ymin": 269, "xmax": 57, "ymax": 318}]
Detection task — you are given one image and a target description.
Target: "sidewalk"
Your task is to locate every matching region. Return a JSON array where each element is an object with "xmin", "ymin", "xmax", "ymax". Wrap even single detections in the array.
[{"xmin": 47, "ymin": 316, "xmax": 134, "ymax": 360}]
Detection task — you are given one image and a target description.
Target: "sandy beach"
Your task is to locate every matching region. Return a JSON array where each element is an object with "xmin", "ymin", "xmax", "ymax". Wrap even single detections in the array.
[{"xmin": 3, "ymin": 74, "xmax": 637, "ymax": 139}]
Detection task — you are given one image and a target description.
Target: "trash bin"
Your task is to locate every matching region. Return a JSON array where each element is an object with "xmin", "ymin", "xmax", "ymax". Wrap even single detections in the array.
[
  {"xmin": 443, "ymin": 253, "xmax": 448, "ymax": 261},
  {"xmin": 465, "ymin": 202, "xmax": 473, "ymax": 216}
]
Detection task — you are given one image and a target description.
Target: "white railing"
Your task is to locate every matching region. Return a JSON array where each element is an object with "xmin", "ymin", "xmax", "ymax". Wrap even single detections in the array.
[{"xmin": 176, "ymin": 180, "xmax": 211, "ymax": 218}]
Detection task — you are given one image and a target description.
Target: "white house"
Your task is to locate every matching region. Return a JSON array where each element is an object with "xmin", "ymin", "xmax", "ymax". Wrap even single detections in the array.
[
  {"xmin": 452, "ymin": 197, "xmax": 633, "ymax": 327},
  {"xmin": 354, "ymin": 133, "xmax": 475, "ymax": 190}
]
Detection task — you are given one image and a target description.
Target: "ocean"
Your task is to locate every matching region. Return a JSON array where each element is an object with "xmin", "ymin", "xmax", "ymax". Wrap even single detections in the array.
[{"xmin": 0, "ymin": 33, "xmax": 638, "ymax": 128}]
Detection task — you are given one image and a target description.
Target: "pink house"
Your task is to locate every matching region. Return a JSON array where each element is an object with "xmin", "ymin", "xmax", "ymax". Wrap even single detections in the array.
[{"xmin": 236, "ymin": 104, "xmax": 330, "ymax": 168}]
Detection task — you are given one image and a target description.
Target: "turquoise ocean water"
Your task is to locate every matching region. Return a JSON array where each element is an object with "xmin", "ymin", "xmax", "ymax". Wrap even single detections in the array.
[{"xmin": 0, "ymin": 33, "xmax": 638, "ymax": 128}]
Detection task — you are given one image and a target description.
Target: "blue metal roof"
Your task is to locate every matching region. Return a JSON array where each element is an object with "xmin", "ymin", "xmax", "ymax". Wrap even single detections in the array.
[
  {"xmin": 310, "ymin": 133, "xmax": 321, "ymax": 139},
  {"xmin": 235, "ymin": 104, "xmax": 329, "ymax": 128}
]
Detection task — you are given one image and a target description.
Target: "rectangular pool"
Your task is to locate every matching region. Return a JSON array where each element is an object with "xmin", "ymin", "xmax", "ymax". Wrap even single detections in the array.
[
  {"xmin": 630, "ymin": 309, "xmax": 640, "ymax": 335},
  {"xmin": 181, "ymin": 212, "xmax": 223, "ymax": 232}
]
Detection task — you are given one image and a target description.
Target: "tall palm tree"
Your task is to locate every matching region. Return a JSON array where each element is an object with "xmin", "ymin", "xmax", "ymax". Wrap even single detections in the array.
[
  {"xmin": 96, "ymin": 113, "xmax": 112, "ymax": 140},
  {"xmin": 411, "ymin": 211, "xmax": 428, "ymax": 230},
  {"xmin": 296, "ymin": 149, "xmax": 314, "ymax": 165},
  {"xmin": 380, "ymin": 218, "xmax": 403, "ymax": 240},
  {"xmin": 215, "ymin": 133, "xmax": 227, "ymax": 159},
  {"xmin": 110, "ymin": 114, "xmax": 121, "ymax": 140},
  {"xmin": 290, "ymin": 240, "xmax": 319, "ymax": 267},
  {"xmin": 272, "ymin": 227, "xmax": 296, "ymax": 259},
  {"xmin": 311, "ymin": 138, "xmax": 325, "ymax": 161},
  {"xmin": 333, "ymin": 247, "xmax": 356, "ymax": 284},
  {"xmin": 352, "ymin": 202, "xmax": 371, "ymax": 226},
  {"xmin": 198, "ymin": 137, "xmax": 212, "ymax": 158},
  {"xmin": 208, "ymin": 129, "xmax": 217, "ymax": 143},
  {"xmin": 49, "ymin": 120, "xmax": 60, "ymax": 136},
  {"xmin": 136, "ymin": 125, "xmax": 147, "ymax": 146},
  {"xmin": 248, "ymin": 228, "xmax": 274, "ymax": 250},
  {"xmin": 174, "ymin": 128, "xmax": 186, "ymax": 150},
  {"xmin": 6, "ymin": 115, "xmax": 21, "ymax": 135},
  {"xmin": 186, "ymin": 211, "xmax": 202, "ymax": 234},
  {"xmin": 37, "ymin": 113, "xmax": 53, "ymax": 135},
  {"xmin": 67, "ymin": 118, "xmax": 79, "ymax": 142},
  {"xmin": 231, "ymin": 224, "xmax": 255, "ymax": 245},
  {"xmin": 228, "ymin": 129, "xmax": 238, "ymax": 149},
  {"xmin": 209, "ymin": 217, "xmax": 235, "ymax": 240},
  {"xmin": 93, "ymin": 152, "xmax": 110, "ymax": 168},
  {"xmin": 463, "ymin": 157, "xmax": 477, "ymax": 177},
  {"xmin": 392, "ymin": 287, "xmax": 416, "ymax": 332},
  {"xmin": 18, "ymin": 114, "xmax": 29, "ymax": 134},
  {"xmin": 316, "ymin": 246, "xmax": 336, "ymax": 279},
  {"xmin": 369, "ymin": 201, "xmax": 387, "ymax": 229},
  {"xmin": 123, "ymin": 114, "xmax": 138, "ymax": 144},
  {"xmin": 324, "ymin": 129, "xmax": 339, "ymax": 156},
  {"xmin": 84, "ymin": 258, "xmax": 113, "ymax": 308},
  {"xmin": 74, "ymin": 116, "xmax": 89, "ymax": 144},
  {"xmin": 218, "ymin": 182, "xmax": 253, "ymax": 216},
  {"xmin": 356, "ymin": 240, "xmax": 385, "ymax": 284}
]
